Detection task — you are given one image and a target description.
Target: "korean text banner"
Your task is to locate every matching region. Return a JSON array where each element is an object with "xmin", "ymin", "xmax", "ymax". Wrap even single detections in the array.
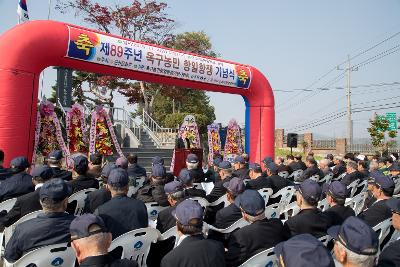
[{"xmin": 66, "ymin": 26, "xmax": 251, "ymax": 89}]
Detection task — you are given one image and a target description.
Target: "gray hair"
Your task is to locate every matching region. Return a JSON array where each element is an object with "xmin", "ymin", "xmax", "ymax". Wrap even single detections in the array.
[
  {"xmin": 369, "ymin": 161, "xmax": 379, "ymax": 172},
  {"xmin": 186, "ymin": 162, "xmax": 199, "ymax": 170},
  {"xmin": 245, "ymin": 211, "xmax": 265, "ymax": 223},
  {"xmin": 336, "ymin": 241, "xmax": 376, "ymax": 267},
  {"xmin": 347, "ymin": 161, "xmax": 358, "ymax": 171},
  {"xmin": 319, "ymin": 159, "xmax": 329, "ymax": 167},
  {"xmin": 334, "ymin": 155, "xmax": 343, "ymax": 161}
]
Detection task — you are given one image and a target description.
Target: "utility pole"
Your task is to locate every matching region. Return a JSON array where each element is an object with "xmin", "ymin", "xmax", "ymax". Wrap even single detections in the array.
[{"xmin": 347, "ymin": 55, "xmax": 353, "ymax": 145}]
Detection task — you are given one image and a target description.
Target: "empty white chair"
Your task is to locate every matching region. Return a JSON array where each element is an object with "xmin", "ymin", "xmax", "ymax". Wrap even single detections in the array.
[
  {"xmin": 206, "ymin": 218, "xmax": 249, "ymax": 234},
  {"xmin": 3, "ymin": 243, "xmax": 75, "ymax": 267},
  {"xmin": 280, "ymin": 202, "xmax": 300, "ymax": 220},
  {"xmin": 318, "ymin": 198, "xmax": 330, "ymax": 212},
  {"xmin": 258, "ymin": 188, "xmax": 273, "ymax": 205},
  {"xmin": 189, "ymin": 197, "xmax": 209, "ymax": 210},
  {"xmin": 373, "ymin": 218, "xmax": 392, "ymax": 251},
  {"xmin": 68, "ymin": 188, "xmax": 96, "ymax": 215},
  {"xmin": 4, "ymin": 210, "xmax": 44, "ymax": 246},
  {"xmin": 145, "ymin": 202, "xmax": 167, "ymax": 221},
  {"xmin": 269, "ymin": 186, "xmax": 296, "ymax": 213},
  {"xmin": 289, "ymin": 170, "xmax": 303, "ymax": 182},
  {"xmin": 201, "ymin": 182, "xmax": 215, "ymax": 195},
  {"xmin": 109, "ymin": 227, "xmax": 160, "ymax": 267},
  {"xmin": 278, "ymin": 171, "xmax": 289, "ymax": 179},
  {"xmin": 319, "ymin": 173, "xmax": 333, "ymax": 184},
  {"xmin": 344, "ymin": 192, "xmax": 366, "ymax": 215},
  {"xmin": 0, "ymin": 198, "xmax": 17, "ymax": 214},
  {"xmin": 318, "ymin": 235, "xmax": 332, "ymax": 247},
  {"xmin": 347, "ymin": 179, "xmax": 360, "ymax": 198},
  {"xmin": 239, "ymin": 247, "xmax": 277, "ymax": 267},
  {"xmin": 265, "ymin": 203, "xmax": 280, "ymax": 219}
]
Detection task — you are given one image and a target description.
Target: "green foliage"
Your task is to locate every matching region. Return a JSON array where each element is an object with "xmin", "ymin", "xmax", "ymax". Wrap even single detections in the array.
[{"xmin": 368, "ymin": 115, "xmax": 398, "ymax": 155}]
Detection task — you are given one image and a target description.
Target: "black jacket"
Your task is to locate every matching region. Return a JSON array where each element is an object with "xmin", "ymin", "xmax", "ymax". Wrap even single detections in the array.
[
  {"xmin": 206, "ymin": 176, "xmax": 233, "ymax": 203},
  {"xmin": 135, "ymin": 183, "xmax": 169, "ymax": 206},
  {"xmin": 233, "ymin": 168, "xmax": 250, "ymax": 180},
  {"xmin": 68, "ymin": 174, "xmax": 99, "ymax": 193},
  {"xmin": 4, "ymin": 212, "xmax": 75, "ymax": 262},
  {"xmin": 323, "ymin": 205, "xmax": 355, "ymax": 226},
  {"xmin": 376, "ymin": 239, "xmax": 400, "ymax": 267},
  {"xmin": 156, "ymin": 206, "xmax": 176, "ymax": 234},
  {"xmin": 299, "ymin": 165, "xmax": 324, "ymax": 182},
  {"xmin": 189, "ymin": 168, "xmax": 205, "ymax": 183},
  {"xmin": 161, "ymin": 235, "xmax": 226, "ymax": 267},
  {"xmin": 245, "ymin": 175, "xmax": 271, "ymax": 191},
  {"xmin": 225, "ymin": 218, "xmax": 286, "ymax": 267},
  {"xmin": 127, "ymin": 164, "xmax": 147, "ymax": 178},
  {"xmin": 50, "ymin": 167, "xmax": 72, "ymax": 181},
  {"xmin": 288, "ymin": 161, "xmax": 304, "ymax": 171},
  {"xmin": 333, "ymin": 162, "xmax": 346, "ymax": 178},
  {"xmin": 358, "ymin": 199, "xmax": 392, "ymax": 227},
  {"xmin": 80, "ymin": 254, "xmax": 138, "ymax": 267},
  {"xmin": 341, "ymin": 171, "xmax": 365, "ymax": 186},
  {"xmin": 0, "ymin": 188, "xmax": 42, "ymax": 231},
  {"xmin": 214, "ymin": 203, "xmax": 242, "ymax": 229},
  {"xmin": 84, "ymin": 188, "xmax": 111, "ymax": 213},
  {"xmin": 95, "ymin": 195, "xmax": 148, "ymax": 239},
  {"xmin": 246, "ymin": 174, "xmax": 292, "ymax": 194},
  {"xmin": 0, "ymin": 172, "xmax": 34, "ymax": 202},
  {"xmin": 183, "ymin": 187, "xmax": 206, "ymax": 199},
  {"xmin": 283, "ymin": 208, "xmax": 332, "ymax": 238}
]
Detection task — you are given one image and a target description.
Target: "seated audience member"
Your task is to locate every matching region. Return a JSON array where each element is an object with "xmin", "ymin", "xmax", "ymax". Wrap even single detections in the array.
[
  {"xmin": 232, "ymin": 155, "xmax": 250, "ymax": 180},
  {"xmin": 378, "ymin": 157, "xmax": 389, "ymax": 175},
  {"xmin": 160, "ymin": 200, "xmax": 225, "ymax": 267},
  {"xmin": 388, "ymin": 161, "xmax": 400, "ymax": 180},
  {"xmin": 286, "ymin": 155, "xmax": 296, "ymax": 173},
  {"xmin": 328, "ymin": 216, "xmax": 378, "ymax": 267},
  {"xmin": 127, "ymin": 153, "xmax": 147, "ymax": 178},
  {"xmin": 376, "ymin": 198, "xmax": 400, "ymax": 266},
  {"xmin": 319, "ymin": 159, "xmax": 332, "ymax": 177},
  {"xmin": 242, "ymin": 153, "xmax": 249, "ymax": 168},
  {"xmin": 283, "ymin": 179, "xmax": 331, "ymax": 238},
  {"xmin": 47, "ymin": 150, "xmax": 72, "ymax": 181},
  {"xmin": 323, "ymin": 181, "xmax": 355, "ymax": 225},
  {"xmin": 4, "ymin": 178, "xmax": 75, "ymax": 262},
  {"xmin": 299, "ymin": 157, "xmax": 324, "ymax": 182},
  {"xmin": 344, "ymin": 153, "xmax": 355, "ymax": 163},
  {"xmin": 0, "ymin": 156, "xmax": 34, "ymax": 202},
  {"xmin": 326, "ymin": 153, "xmax": 335, "ymax": 168},
  {"xmin": 341, "ymin": 160, "xmax": 364, "ymax": 186},
  {"xmin": 0, "ymin": 149, "xmax": 12, "ymax": 178},
  {"xmin": 178, "ymin": 169, "xmax": 206, "ymax": 198},
  {"xmin": 294, "ymin": 155, "xmax": 307, "ymax": 170},
  {"xmin": 135, "ymin": 164, "xmax": 168, "ymax": 206},
  {"xmin": 206, "ymin": 161, "xmax": 234, "ymax": 203},
  {"xmin": 277, "ymin": 164, "xmax": 291, "ymax": 176},
  {"xmin": 204, "ymin": 157, "xmax": 222, "ymax": 183},
  {"xmin": 225, "ymin": 190, "xmax": 286, "ymax": 267},
  {"xmin": 0, "ymin": 165, "xmax": 53, "ymax": 231},
  {"xmin": 261, "ymin": 156, "xmax": 274, "ymax": 176},
  {"xmin": 245, "ymin": 163, "xmax": 269, "ymax": 190},
  {"xmin": 84, "ymin": 163, "xmax": 116, "ymax": 213},
  {"xmin": 275, "ymin": 156, "xmax": 285, "ymax": 167},
  {"xmin": 249, "ymin": 162, "xmax": 292, "ymax": 193},
  {"xmin": 369, "ymin": 159, "xmax": 379, "ymax": 172},
  {"xmin": 95, "ymin": 168, "xmax": 148, "ymax": 239},
  {"xmin": 274, "ymin": 234, "xmax": 335, "ymax": 267},
  {"xmin": 68, "ymin": 155, "xmax": 99, "ymax": 193},
  {"xmin": 151, "ymin": 156, "xmax": 174, "ymax": 184},
  {"xmin": 332, "ymin": 156, "xmax": 346, "ymax": 178},
  {"xmin": 115, "ymin": 157, "xmax": 128, "ymax": 170},
  {"xmin": 357, "ymin": 160, "xmax": 369, "ymax": 178},
  {"xmin": 358, "ymin": 172, "xmax": 394, "ymax": 227},
  {"xmin": 70, "ymin": 214, "xmax": 138, "ymax": 267},
  {"xmin": 87, "ymin": 153, "xmax": 103, "ymax": 179},
  {"xmin": 184, "ymin": 154, "xmax": 205, "ymax": 183}
]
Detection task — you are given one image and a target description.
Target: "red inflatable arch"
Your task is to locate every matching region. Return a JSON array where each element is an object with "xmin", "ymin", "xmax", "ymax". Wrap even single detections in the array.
[{"xmin": 0, "ymin": 21, "xmax": 274, "ymax": 166}]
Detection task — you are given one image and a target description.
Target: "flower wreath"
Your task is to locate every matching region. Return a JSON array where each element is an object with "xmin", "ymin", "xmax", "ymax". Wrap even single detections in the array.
[
  {"xmin": 224, "ymin": 119, "xmax": 243, "ymax": 162},
  {"xmin": 66, "ymin": 104, "xmax": 88, "ymax": 154},
  {"xmin": 207, "ymin": 123, "xmax": 221, "ymax": 164}
]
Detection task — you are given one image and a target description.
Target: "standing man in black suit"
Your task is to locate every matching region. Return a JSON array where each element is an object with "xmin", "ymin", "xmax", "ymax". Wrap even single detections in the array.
[
  {"xmin": 47, "ymin": 150, "xmax": 72, "ymax": 181},
  {"xmin": 160, "ymin": 200, "xmax": 226, "ymax": 267},
  {"xmin": 358, "ymin": 172, "xmax": 394, "ymax": 227},
  {"xmin": 225, "ymin": 190, "xmax": 286, "ymax": 267},
  {"xmin": 0, "ymin": 165, "xmax": 54, "ymax": 231},
  {"xmin": 68, "ymin": 155, "xmax": 99, "ymax": 193},
  {"xmin": 323, "ymin": 181, "xmax": 355, "ymax": 226}
]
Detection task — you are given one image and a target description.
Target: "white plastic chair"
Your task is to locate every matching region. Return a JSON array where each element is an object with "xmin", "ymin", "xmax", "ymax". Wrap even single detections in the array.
[
  {"xmin": 145, "ymin": 202, "xmax": 168, "ymax": 221},
  {"xmin": 109, "ymin": 227, "xmax": 160, "ymax": 267},
  {"xmin": 3, "ymin": 243, "xmax": 75, "ymax": 267},
  {"xmin": 394, "ymin": 177, "xmax": 400, "ymax": 195},
  {"xmin": 136, "ymin": 176, "xmax": 146, "ymax": 188},
  {"xmin": 258, "ymin": 188, "xmax": 273, "ymax": 206},
  {"xmin": 201, "ymin": 182, "xmax": 215, "ymax": 195},
  {"xmin": 344, "ymin": 192, "xmax": 366, "ymax": 215},
  {"xmin": 280, "ymin": 202, "xmax": 300, "ymax": 220},
  {"xmin": 68, "ymin": 188, "xmax": 96, "ymax": 215},
  {"xmin": 309, "ymin": 174, "xmax": 320, "ymax": 182},
  {"xmin": 160, "ymin": 226, "xmax": 178, "ymax": 241},
  {"xmin": 128, "ymin": 186, "xmax": 139, "ymax": 197},
  {"xmin": 278, "ymin": 171, "xmax": 289, "ymax": 179},
  {"xmin": 333, "ymin": 172, "xmax": 346, "ymax": 181},
  {"xmin": 319, "ymin": 173, "xmax": 333, "ymax": 184},
  {"xmin": 288, "ymin": 170, "xmax": 303, "ymax": 182},
  {"xmin": 269, "ymin": 186, "xmax": 296, "ymax": 213},
  {"xmin": 206, "ymin": 218, "xmax": 249, "ymax": 234},
  {"xmin": 0, "ymin": 198, "xmax": 17, "ymax": 214},
  {"xmin": 373, "ymin": 218, "xmax": 392, "ymax": 251},
  {"xmin": 188, "ymin": 197, "xmax": 209, "ymax": 210},
  {"xmin": 209, "ymin": 194, "xmax": 229, "ymax": 208},
  {"xmin": 318, "ymin": 235, "xmax": 332, "ymax": 247},
  {"xmin": 4, "ymin": 210, "xmax": 44, "ymax": 246},
  {"xmin": 239, "ymin": 247, "xmax": 277, "ymax": 267},
  {"xmin": 265, "ymin": 203, "xmax": 280, "ymax": 219},
  {"xmin": 318, "ymin": 198, "xmax": 330, "ymax": 212},
  {"xmin": 347, "ymin": 179, "xmax": 360, "ymax": 198}
]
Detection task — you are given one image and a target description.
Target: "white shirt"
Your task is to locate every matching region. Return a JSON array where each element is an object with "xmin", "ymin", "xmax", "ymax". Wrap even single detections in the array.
[{"xmin": 34, "ymin": 183, "xmax": 44, "ymax": 191}]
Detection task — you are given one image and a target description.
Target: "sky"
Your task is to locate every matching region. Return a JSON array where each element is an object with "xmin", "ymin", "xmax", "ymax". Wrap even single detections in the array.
[{"xmin": 1, "ymin": 0, "xmax": 400, "ymax": 140}]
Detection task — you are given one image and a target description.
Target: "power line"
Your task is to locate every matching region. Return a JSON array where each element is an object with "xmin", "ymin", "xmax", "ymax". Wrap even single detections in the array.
[{"xmin": 274, "ymin": 81, "xmax": 400, "ymax": 92}]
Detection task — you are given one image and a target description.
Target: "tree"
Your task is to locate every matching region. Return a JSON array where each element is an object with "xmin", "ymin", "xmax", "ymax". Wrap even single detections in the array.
[{"xmin": 367, "ymin": 114, "xmax": 398, "ymax": 155}]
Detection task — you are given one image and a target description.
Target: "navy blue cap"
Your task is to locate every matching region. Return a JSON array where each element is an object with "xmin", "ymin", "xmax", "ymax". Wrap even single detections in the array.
[
  {"xmin": 386, "ymin": 198, "xmax": 400, "ymax": 213},
  {"xmin": 100, "ymin": 163, "xmax": 117, "ymax": 178},
  {"xmin": 249, "ymin": 163, "xmax": 262, "ymax": 172},
  {"xmin": 388, "ymin": 162, "xmax": 400, "ymax": 171},
  {"xmin": 152, "ymin": 164, "xmax": 166, "ymax": 178},
  {"xmin": 213, "ymin": 157, "xmax": 222, "ymax": 166},
  {"xmin": 328, "ymin": 181, "xmax": 348, "ymax": 199},
  {"xmin": 218, "ymin": 161, "xmax": 232, "ymax": 170},
  {"xmin": 70, "ymin": 214, "xmax": 108, "ymax": 241},
  {"xmin": 328, "ymin": 216, "xmax": 378, "ymax": 255},
  {"xmin": 107, "ymin": 168, "xmax": 129, "ymax": 187},
  {"xmin": 370, "ymin": 173, "xmax": 395, "ymax": 190},
  {"xmin": 74, "ymin": 155, "xmax": 88, "ymax": 172},
  {"xmin": 274, "ymin": 234, "xmax": 334, "ymax": 267},
  {"xmin": 48, "ymin": 150, "xmax": 63, "ymax": 161},
  {"xmin": 235, "ymin": 189, "xmax": 265, "ymax": 216},
  {"xmin": 31, "ymin": 165, "xmax": 53, "ymax": 181},
  {"xmin": 40, "ymin": 178, "xmax": 72, "ymax": 201},
  {"xmin": 172, "ymin": 199, "xmax": 203, "ymax": 226},
  {"xmin": 295, "ymin": 179, "xmax": 322, "ymax": 203},
  {"xmin": 233, "ymin": 155, "xmax": 245, "ymax": 164},
  {"xmin": 152, "ymin": 156, "xmax": 164, "ymax": 166},
  {"xmin": 223, "ymin": 177, "xmax": 245, "ymax": 196},
  {"xmin": 178, "ymin": 169, "xmax": 193, "ymax": 184},
  {"xmin": 10, "ymin": 156, "xmax": 30, "ymax": 170},
  {"xmin": 186, "ymin": 154, "xmax": 199, "ymax": 163},
  {"xmin": 115, "ymin": 157, "xmax": 128, "ymax": 169},
  {"xmin": 262, "ymin": 156, "xmax": 273, "ymax": 165},
  {"xmin": 164, "ymin": 181, "xmax": 183, "ymax": 194},
  {"xmin": 266, "ymin": 162, "xmax": 279, "ymax": 174}
]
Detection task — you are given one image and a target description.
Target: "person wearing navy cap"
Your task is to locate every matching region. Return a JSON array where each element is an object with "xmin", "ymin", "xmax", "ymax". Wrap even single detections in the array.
[
  {"xmin": 283, "ymin": 179, "xmax": 331, "ymax": 238},
  {"xmin": 178, "ymin": 169, "xmax": 206, "ymax": 199},
  {"xmin": 135, "ymin": 164, "xmax": 169, "ymax": 207},
  {"xmin": 328, "ymin": 216, "xmax": 378, "ymax": 267},
  {"xmin": 47, "ymin": 150, "xmax": 72, "ymax": 181},
  {"xmin": 4, "ymin": 178, "xmax": 75, "ymax": 262},
  {"xmin": 248, "ymin": 162, "xmax": 293, "ymax": 194},
  {"xmin": 95, "ymin": 169, "xmax": 148, "ymax": 239},
  {"xmin": 233, "ymin": 155, "xmax": 250, "ymax": 180},
  {"xmin": 83, "ymin": 163, "xmax": 117, "ymax": 213},
  {"xmin": 70, "ymin": 214, "xmax": 138, "ymax": 267},
  {"xmin": 246, "ymin": 162, "xmax": 268, "ymax": 190},
  {"xmin": 298, "ymin": 156, "xmax": 324, "ymax": 183},
  {"xmin": 376, "ymin": 198, "xmax": 400, "ymax": 266},
  {"xmin": 0, "ymin": 156, "xmax": 34, "ymax": 202},
  {"xmin": 274, "ymin": 234, "xmax": 334, "ymax": 267},
  {"xmin": 206, "ymin": 161, "xmax": 234, "ymax": 203},
  {"xmin": 323, "ymin": 181, "xmax": 355, "ymax": 225},
  {"xmin": 87, "ymin": 153, "xmax": 103, "ymax": 179},
  {"xmin": 0, "ymin": 165, "xmax": 54, "ymax": 231},
  {"xmin": 358, "ymin": 172, "xmax": 394, "ymax": 227},
  {"xmin": 115, "ymin": 157, "xmax": 128, "ymax": 170},
  {"xmin": 160, "ymin": 200, "xmax": 225, "ymax": 267},
  {"xmin": 68, "ymin": 155, "xmax": 99, "ymax": 194},
  {"xmin": 184, "ymin": 153, "xmax": 205, "ymax": 183},
  {"xmin": 225, "ymin": 190, "xmax": 286, "ymax": 266},
  {"xmin": 388, "ymin": 161, "xmax": 400, "ymax": 180}
]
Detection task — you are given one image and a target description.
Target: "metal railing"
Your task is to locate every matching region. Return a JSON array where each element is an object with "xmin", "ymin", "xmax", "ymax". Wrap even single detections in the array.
[
  {"xmin": 346, "ymin": 143, "xmax": 400, "ymax": 154},
  {"xmin": 110, "ymin": 107, "xmax": 141, "ymax": 144},
  {"xmin": 142, "ymin": 109, "xmax": 175, "ymax": 147},
  {"xmin": 312, "ymin": 139, "xmax": 336, "ymax": 149}
]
